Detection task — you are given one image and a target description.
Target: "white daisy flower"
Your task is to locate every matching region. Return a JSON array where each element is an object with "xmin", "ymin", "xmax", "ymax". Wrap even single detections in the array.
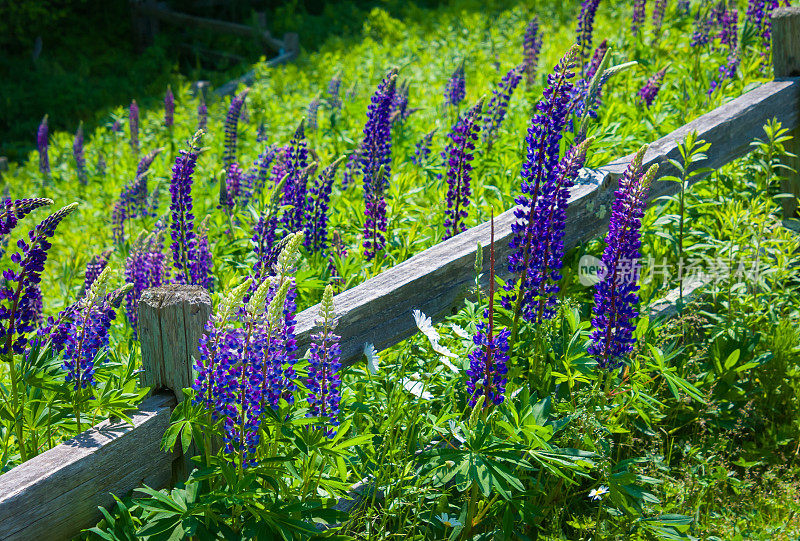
[
  {"xmin": 588, "ymin": 485, "xmax": 609, "ymax": 501},
  {"xmin": 364, "ymin": 343, "xmax": 380, "ymax": 375}
]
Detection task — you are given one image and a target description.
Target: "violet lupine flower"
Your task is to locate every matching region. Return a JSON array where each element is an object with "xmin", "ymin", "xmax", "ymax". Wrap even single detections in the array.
[
  {"xmin": 361, "ymin": 70, "xmax": 397, "ymax": 261},
  {"xmin": 632, "ymin": 0, "xmax": 647, "ymax": 35},
  {"xmin": 129, "ymin": 100, "xmax": 139, "ymax": 153},
  {"xmin": 652, "ymin": 0, "xmax": 668, "ymax": 38},
  {"xmin": 744, "ymin": 0, "xmax": 784, "ymax": 51},
  {"xmin": 82, "ymin": 248, "xmax": 112, "ymax": 296},
  {"xmin": 73, "ymin": 123, "xmax": 87, "ymax": 184},
  {"xmin": 327, "ymin": 73, "xmax": 342, "ymax": 111},
  {"xmin": 444, "ymin": 61, "xmax": 466, "ymax": 107},
  {"xmin": 251, "ymin": 144, "xmax": 278, "ymax": 202},
  {"xmin": 112, "ymin": 120, "xmax": 122, "ymax": 133},
  {"xmin": 280, "ymin": 122, "xmax": 310, "ymax": 233},
  {"xmin": 504, "ymin": 47, "xmax": 579, "ymax": 323},
  {"xmin": 442, "ymin": 99, "xmax": 484, "ymax": 239},
  {"xmin": 0, "ymin": 203, "xmax": 78, "ymax": 354},
  {"xmin": 307, "ymin": 98, "xmax": 321, "ymax": 131},
  {"xmin": 718, "ymin": 9, "xmax": 738, "ymax": 49},
  {"xmin": 588, "ymin": 148, "xmax": 658, "ymax": 369},
  {"xmin": 522, "ymin": 139, "xmax": 592, "ymax": 321},
  {"xmin": 708, "ymin": 47, "xmax": 741, "ymax": 95},
  {"xmin": 466, "ymin": 214, "xmax": 509, "ymax": 407},
  {"xmin": 192, "ymin": 218, "xmax": 214, "ymax": 292},
  {"xmin": 224, "ymin": 89, "xmax": 249, "ymax": 170},
  {"xmin": 62, "ymin": 284, "xmax": 128, "ymax": 390},
  {"xmin": 637, "ymin": 68, "xmax": 667, "ymax": 108},
  {"xmin": 483, "ymin": 64, "xmax": 524, "ymax": 145},
  {"xmin": 390, "ymin": 80, "xmax": 416, "ymax": 126},
  {"xmin": 125, "ymin": 232, "xmax": 167, "ymax": 333},
  {"xmin": 197, "ymin": 99, "xmax": 208, "ymax": 131},
  {"xmin": 304, "ymin": 157, "xmax": 344, "ymax": 254},
  {"xmin": 691, "ymin": 7, "xmax": 713, "ymax": 47},
  {"xmin": 221, "ymin": 163, "xmax": 244, "ymax": 214},
  {"xmin": 523, "ymin": 17, "xmax": 544, "ymax": 89},
  {"xmin": 575, "ymin": 0, "xmax": 602, "ymax": 67},
  {"xmin": 0, "ymin": 198, "xmax": 54, "ymax": 238},
  {"xmin": 165, "ymin": 86, "xmax": 175, "ymax": 128},
  {"xmin": 169, "ymin": 131, "xmax": 212, "ymax": 288},
  {"xmin": 342, "ymin": 147, "xmax": 361, "ymax": 189},
  {"xmin": 37, "ymin": 115, "xmax": 49, "ymax": 175},
  {"xmin": 585, "ymin": 40, "xmax": 608, "ymax": 81},
  {"xmin": 411, "ymin": 129, "xmax": 436, "ymax": 166},
  {"xmin": 111, "ymin": 147, "xmax": 162, "ymax": 242},
  {"xmin": 306, "ymin": 284, "xmax": 341, "ymax": 437}
]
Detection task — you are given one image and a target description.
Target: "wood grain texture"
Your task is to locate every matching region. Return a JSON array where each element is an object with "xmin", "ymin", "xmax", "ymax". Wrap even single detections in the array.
[
  {"xmin": 294, "ymin": 79, "xmax": 800, "ymax": 367},
  {"xmin": 139, "ymin": 285, "xmax": 212, "ymax": 402},
  {"xmin": 0, "ymin": 393, "xmax": 176, "ymax": 541},
  {"xmin": 772, "ymin": 8, "xmax": 800, "ymax": 218}
]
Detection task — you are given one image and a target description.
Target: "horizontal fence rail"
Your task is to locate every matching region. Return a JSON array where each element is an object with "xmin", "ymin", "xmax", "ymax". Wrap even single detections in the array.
[{"xmin": 294, "ymin": 77, "xmax": 800, "ymax": 367}]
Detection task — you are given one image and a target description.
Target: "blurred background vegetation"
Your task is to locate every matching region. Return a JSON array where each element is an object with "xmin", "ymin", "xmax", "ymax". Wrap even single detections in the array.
[{"xmin": 1, "ymin": 0, "xmax": 474, "ymax": 162}]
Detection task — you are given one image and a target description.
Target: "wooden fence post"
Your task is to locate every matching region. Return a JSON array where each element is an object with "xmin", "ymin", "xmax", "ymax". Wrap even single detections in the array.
[
  {"xmin": 138, "ymin": 285, "xmax": 212, "ymax": 402},
  {"xmin": 772, "ymin": 7, "xmax": 800, "ymax": 220}
]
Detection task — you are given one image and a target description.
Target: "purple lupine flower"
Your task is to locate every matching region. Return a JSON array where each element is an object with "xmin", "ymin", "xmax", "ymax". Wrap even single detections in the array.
[
  {"xmin": 165, "ymin": 86, "xmax": 175, "ymax": 128},
  {"xmin": 306, "ymin": 284, "xmax": 341, "ymax": 436},
  {"xmin": 111, "ymin": 147, "xmax": 162, "ymax": 242},
  {"xmin": 280, "ymin": 122, "xmax": 310, "ymax": 233},
  {"xmin": 112, "ymin": 120, "xmax": 122, "ymax": 133},
  {"xmin": 221, "ymin": 163, "xmax": 244, "ymax": 214},
  {"xmin": 129, "ymin": 100, "xmax": 139, "ymax": 153},
  {"xmin": 224, "ymin": 89, "xmax": 249, "ymax": 170},
  {"xmin": 522, "ymin": 139, "xmax": 592, "ymax": 321},
  {"xmin": 632, "ymin": 0, "xmax": 647, "ymax": 35},
  {"xmin": 327, "ymin": 73, "xmax": 342, "ymax": 111},
  {"xmin": 37, "ymin": 115, "xmax": 49, "ymax": 175},
  {"xmin": 585, "ymin": 39, "xmax": 608, "ymax": 81},
  {"xmin": 257, "ymin": 123, "xmax": 269, "ymax": 143},
  {"xmin": 575, "ymin": 0, "xmax": 602, "ymax": 66},
  {"xmin": 718, "ymin": 8, "xmax": 738, "ymax": 50},
  {"xmin": 390, "ymin": 80, "xmax": 416, "ymax": 126},
  {"xmin": 708, "ymin": 47, "xmax": 741, "ymax": 95},
  {"xmin": 73, "ymin": 123, "xmax": 87, "ymax": 184},
  {"xmin": 483, "ymin": 64, "xmax": 524, "ymax": 145},
  {"xmin": 169, "ymin": 131, "xmax": 212, "ymax": 287},
  {"xmin": 197, "ymin": 99, "xmax": 208, "ymax": 131},
  {"xmin": 523, "ymin": 17, "xmax": 544, "ymax": 89},
  {"xmin": 691, "ymin": 6, "xmax": 713, "ymax": 47},
  {"xmin": 361, "ymin": 69, "xmax": 397, "ymax": 261},
  {"xmin": 125, "ymin": 233, "xmax": 167, "ymax": 333},
  {"xmin": 504, "ymin": 46, "xmax": 579, "ymax": 325},
  {"xmin": 192, "ymin": 217, "xmax": 213, "ymax": 292},
  {"xmin": 677, "ymin": 0, "xmax": 690, "ymax": 14},
  {"xmin": 251, "ymin": 144, "xmax": 278, "ymax": 203},
  {"xmin": 307, "ymin": 98, "xmax": 321, "ymax": 131},
  {"xmin": 342, "ymin": 146, "xmax": 361, "ymax": 189},
  {"xmin": 62, "ymin": 286, "xmax": 126, "ymax": 390},
  {"xmin": 0, "ymin": 198, "xmax": 54, "ymax": 238},
  {"xmin": 411, "ymin": 129, "xmax": 436, "ymax": 166},
  {"xmin": 82, "ymin": 248, "xmax": 112, "ymax": 296},
  {"xmin": 0, "ymin": 203, "xmax": 77, "ymax": 354},
  {"xmin": 637, "ymin": 67, "xmax": 667, "ymax": 108},
  {"xmin": 652, "ymin": 0, "xmax": 668, "ymax": 38},
  {"xmin": 588, "ymin": 148, "xmax": 658, "ymax": 369},
  {"xmin": 444, "ymin": 61, "xmax": 466, "ymax": 107},
  {"xmin": 466, "ymin": 214, "xmax": 509, "ymax": 407},
  {"xmin": 442, "ymin": 99, "xmax": 484, "ymax": 239},
  {"xmin": 304, "ymin": 157, "xmax": 344, "ymax": 254}
]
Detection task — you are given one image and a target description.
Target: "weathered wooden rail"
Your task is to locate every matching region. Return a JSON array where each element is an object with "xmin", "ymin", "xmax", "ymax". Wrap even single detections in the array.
[{"xmin": 0, "ymin": 8, "xmax": 798, "ymax": 540}]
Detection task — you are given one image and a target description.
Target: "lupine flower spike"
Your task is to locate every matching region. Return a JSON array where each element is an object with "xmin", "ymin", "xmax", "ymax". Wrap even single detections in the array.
[
  {"xmin": 37, "ymin": 115, "xmax": 49, "ymax": 175},
  {"xmin": 637, "ymin": 67, "xmax": 667, "ymax": 108},
  {"xmin": 198, "ymin": 98, "xmax": 208, "ymax": 131},
  {"xmin": 165, "ymin": 86, "xmax": 175, "ymax": 128},
  {"xmin": 281, "ymin": 121, "xmax": 310, "ymax": 233},
  {"xmin": 632, "ymin": 0, "xmax": 647, "ymax": 35},
  {"xmin": 304, "ymin": 157, "xmax": 345, "ymax": 254},
  {"xmin": 523, "ymin": 18, "xmax": 544, "ymax": 90},
  {"xmin": 82, "ymin": 248, "xmax": 113, "ymax": 295},
  {"xmin": 125, "ymin": 232, "xmax": 167, "ymax": 334},
  {"xmin": 576, "ymin": 0, "xmax": 602, "ymax": 67},
  {"xmin": 129, "ymin": 100, "xmax": 139, "ymax": 154},
  {"xmin": 411, "ymin": 129, "xmax": 436, "ymax": 166},
  {"xmin": 466, "ymin": 212, "xmax": 510, "ymax": 407},
  {"xmin": 73, "ymin": 122, "xmax": 87, "ymax": 184},
  {"xmin": 224, "ymin": 88, "xmax": 249, "ymax": 170},
  {"xmin": 651, "ymin": 0, "xmax": 668, "ymax": 40},
  {"xmin": 444, "ymin": 61, "xmax": 466, "ymax": 108},
  {"xmin": 306, "ymin": 284, "xmax": 342, "ymax": 437},
  {"xmin": 442, "ymin": 98, "xmax": 484, "ymax": 239},
  {"xmin": 483, "ymin": 65, "xmax": 524, "ymax": 146},
  {"xmin": 361, "ymin": 69, "xmax": 397, "ymax": 261},
  {"xmin": 589, "ymin": 146, "xmax": 658, "ymax": 369}
]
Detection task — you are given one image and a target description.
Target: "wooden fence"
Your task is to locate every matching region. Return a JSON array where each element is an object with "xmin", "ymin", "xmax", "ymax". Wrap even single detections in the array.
[{"xmin": 0, "ymin": 8, "xmax": 798, "ymax": 540}]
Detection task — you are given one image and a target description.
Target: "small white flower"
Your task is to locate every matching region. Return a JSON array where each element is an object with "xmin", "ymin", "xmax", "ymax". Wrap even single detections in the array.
[
  {"xmin": 588, "ymin": 485, "xmax": 609, "ymax": 501},
  {"xmin": 413, "ymin": 308, "xmax": 441, "ymax": 344},
  {"xmin": 437, "ymin": 354, "xmax": 459, "ymax": 372},
  {"xmin": 402, "ymin": 378, "xmax": 433, "ymax": 400},
  {"xmin": 364, "ymin": 343, "xmax": 380, "ymax": 375},
  {"xmin": 448, "ymin": 419, "xmax": 466, "ymax": 444},
  {"xmin": 450, "ymin": 323, "xmax": 470, "ymax": 339},
  {"xmin": 432, "ymin": 340, "xmax": 458, "ymax": 359},
  {"xmin": 436, "ymin": 513, "xmax": 461, "ymax": 528}
]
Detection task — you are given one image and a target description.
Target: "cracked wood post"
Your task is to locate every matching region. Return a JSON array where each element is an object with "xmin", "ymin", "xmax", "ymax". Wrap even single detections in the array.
[
  {"xmin": 138, "ymin": 285, "xmax": 212, "ymax": 402},
  {"xmin": 772, "ymin": 7, "xmax": 800, "ymax": 219}
]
